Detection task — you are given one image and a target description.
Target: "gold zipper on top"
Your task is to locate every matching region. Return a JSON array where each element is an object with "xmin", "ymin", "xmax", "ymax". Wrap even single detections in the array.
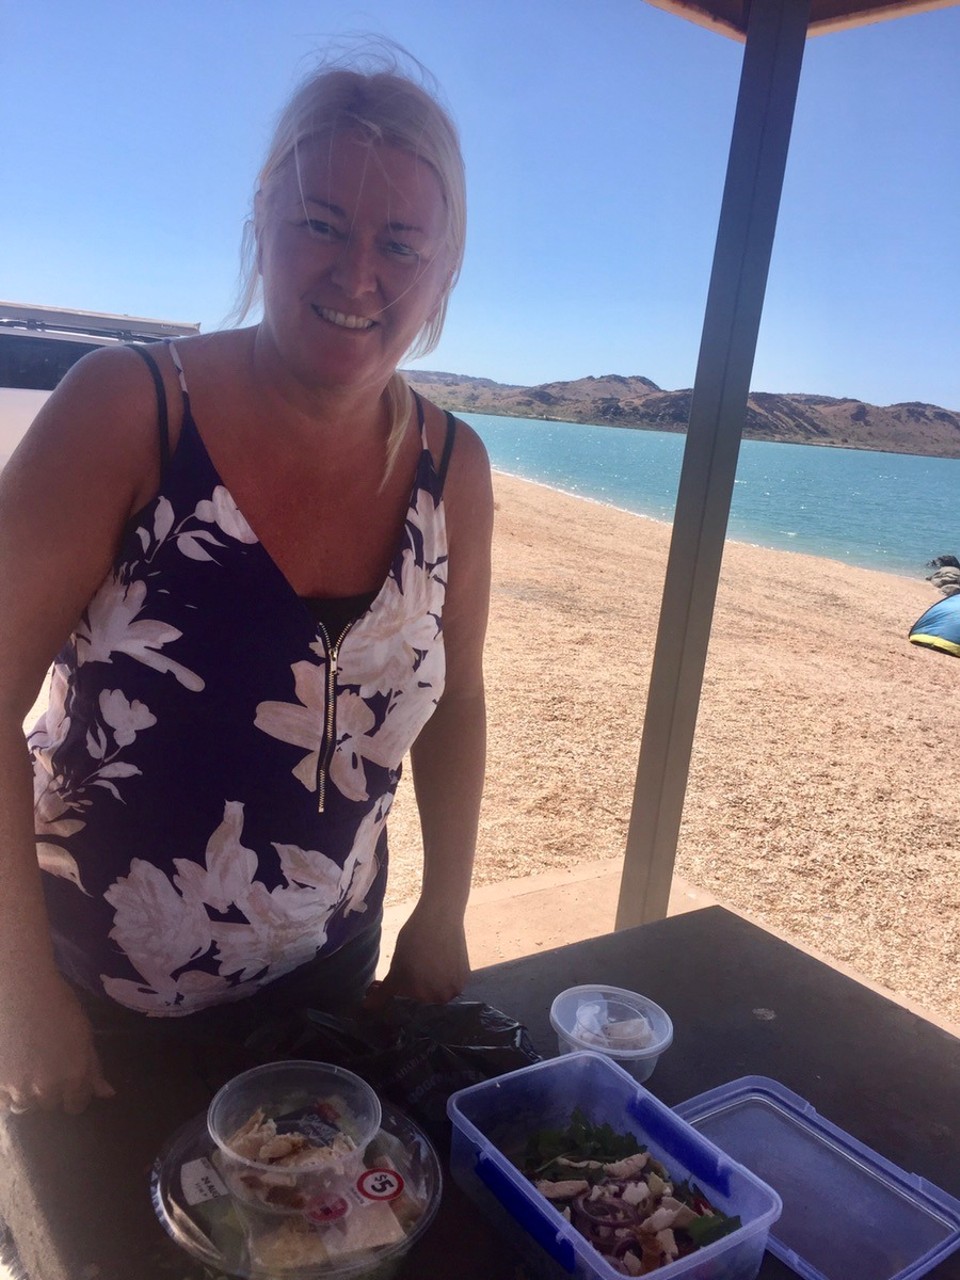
[{"xmin": 315, "ymin": 621, "xmax": 351, "ymax": 813}]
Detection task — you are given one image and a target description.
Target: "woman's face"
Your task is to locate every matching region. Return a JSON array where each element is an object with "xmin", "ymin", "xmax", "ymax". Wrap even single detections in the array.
[{"xmin": 257, "ymin": 131, "xmax": 451, "ymax": 398}]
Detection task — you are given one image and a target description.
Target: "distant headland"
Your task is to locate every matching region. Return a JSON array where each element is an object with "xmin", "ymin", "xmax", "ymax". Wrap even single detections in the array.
[{"xmin": 404, "ymin": 371, "xmax": 960, "ymax": 460}]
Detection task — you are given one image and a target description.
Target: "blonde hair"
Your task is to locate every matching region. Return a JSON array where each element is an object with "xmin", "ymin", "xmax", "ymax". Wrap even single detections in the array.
[{"xmin": 232, "ymin": 45, "xmax": 466, "ymax": 474}]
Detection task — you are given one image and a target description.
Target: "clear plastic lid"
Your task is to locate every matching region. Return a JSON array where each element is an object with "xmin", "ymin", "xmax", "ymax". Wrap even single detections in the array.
[
  {"xmin": 675, "ymin": 1076, "xmax": 960, "ymax": 1280},
  {"xmin": 151, "ymin": 1099, "xmax": 442, "ymax": 1279},
  {"xmin": 549, "ymin": 985, "xmax": 673, "ymax": 1058}
]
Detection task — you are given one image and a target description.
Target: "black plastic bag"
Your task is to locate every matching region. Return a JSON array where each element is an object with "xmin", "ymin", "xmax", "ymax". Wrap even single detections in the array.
[{"xmin": 244, "ymin": 997, "xmax": 541, "ymax": 1150}]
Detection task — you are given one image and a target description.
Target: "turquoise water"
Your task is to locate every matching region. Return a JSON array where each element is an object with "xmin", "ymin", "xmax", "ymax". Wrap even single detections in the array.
[
  {"xmin": 463, "ymin": 412, "xmax": 960, "ymax": 580},
  {"xmin": 4, "ymin": 411, "xmax": 955, "ymax": 580}
]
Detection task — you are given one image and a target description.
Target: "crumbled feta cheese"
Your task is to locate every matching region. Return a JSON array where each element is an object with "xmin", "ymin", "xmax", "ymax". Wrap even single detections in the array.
[
  {"xmin": 656, "ymin": 1227, "xmax": 679, "ymax": 1259},
  {"xmin": 642, "ymin": 1206, "xmax": 677, "ymax": 1232},
  {"xmin": 622, "ymin": 1181, "xmax": 649, "ymax": 1206}
]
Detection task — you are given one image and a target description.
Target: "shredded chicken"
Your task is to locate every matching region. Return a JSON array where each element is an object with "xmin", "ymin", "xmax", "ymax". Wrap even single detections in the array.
[
  {"xmin": 528, "ymin": 1146, "xmax": 737, "ymax": 1274},
  {"xmin": 603, "ymin": 1152, "xmax": 649, "ymax": 1179},
  {"xmin": 535, "ymin": 1178, "xmax": 590, "ymax": 1200}
]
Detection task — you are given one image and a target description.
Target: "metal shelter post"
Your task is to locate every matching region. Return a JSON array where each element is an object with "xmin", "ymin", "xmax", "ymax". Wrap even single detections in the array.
[{"xmin": 616, "ymin": 0, "xmax": 811, "ymax": 928}]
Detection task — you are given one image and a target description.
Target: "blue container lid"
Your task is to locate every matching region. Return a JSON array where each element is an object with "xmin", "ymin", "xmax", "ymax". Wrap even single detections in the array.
[{"xmin": 675, "ymin": 1076, "xmax": 960, "ymax": 1280}]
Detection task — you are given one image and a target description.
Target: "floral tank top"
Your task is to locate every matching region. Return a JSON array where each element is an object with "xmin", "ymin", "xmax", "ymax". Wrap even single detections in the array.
[{"xmin": 30, "ymin": 348, "xmax": 451, "ymax": 1016}]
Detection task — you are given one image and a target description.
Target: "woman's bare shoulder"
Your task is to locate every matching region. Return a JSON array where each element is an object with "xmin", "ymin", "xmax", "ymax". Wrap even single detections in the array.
[
  {"xmin": 419, "ymin": 396, "xmax": 491, "ymax": 486},
  {"xmin": 417, "ymin": 398, "xmax": 493, "ymax": 559},
  {"xmin": 166, "ymin": 327, "xmax": 254, "ymax": 384},
  {"xmin": 0, "ymin": 345, "xmax": 183, "ymax": 698},
  {"xmin": 447, "ymin": 416, "xmax": 493, "ymax": 527},
  {"xmin": 27, "ymin": 343, "xmax": 164, "ymax": 445},
  {"xmin": 5, "ymin": 344, "xmax": 171, "ymax": 521}
]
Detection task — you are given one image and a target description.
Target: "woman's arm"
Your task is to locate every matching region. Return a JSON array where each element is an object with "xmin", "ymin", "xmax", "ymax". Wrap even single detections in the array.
[
  {"xmin": 376, "ymin": 420, "xmax": 494, "ymax": 1004},
  {"xmin": 0, "ymin": 347, "xmax": 161, "ymax": 1111}
]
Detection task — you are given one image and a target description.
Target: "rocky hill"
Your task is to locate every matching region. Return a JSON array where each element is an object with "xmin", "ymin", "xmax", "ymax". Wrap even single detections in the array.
[{"xmin": 404, "ymin": 371, "xmax": 960, "ymax": 459}]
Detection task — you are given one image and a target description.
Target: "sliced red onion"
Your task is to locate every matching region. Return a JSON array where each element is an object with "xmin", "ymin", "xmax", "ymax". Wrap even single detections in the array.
[{"xmin": 574, "ymin": 1192, "xmax": 635, "ymax": 1226}]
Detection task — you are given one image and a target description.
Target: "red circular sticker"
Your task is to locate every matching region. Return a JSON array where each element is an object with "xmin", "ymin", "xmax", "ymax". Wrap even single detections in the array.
[
  {"xmin": 305, "ymin": 1193, "xmax": 350, "ymax": 1223},
  {"xmin": 356, "ymin": 1168, "xmax": 404, "ymax": 1202}
]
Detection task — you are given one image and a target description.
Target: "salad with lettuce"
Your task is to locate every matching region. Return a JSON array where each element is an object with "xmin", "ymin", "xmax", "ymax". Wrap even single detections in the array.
[{"xmin": 518, "ymin": 1108, "xmax": 741, "ymax": 1276}]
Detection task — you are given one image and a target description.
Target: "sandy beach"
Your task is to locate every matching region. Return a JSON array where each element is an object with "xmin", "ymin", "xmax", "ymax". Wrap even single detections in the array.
[{"xmin": 386, "ymin": 471, "xmax": 960, "ymax": 1030}]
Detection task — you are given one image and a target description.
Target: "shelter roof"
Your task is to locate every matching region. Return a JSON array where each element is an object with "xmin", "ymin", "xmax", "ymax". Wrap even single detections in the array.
[{"xmin": 645, "ymin": 0, "xmax": 957, "ymax": 39}]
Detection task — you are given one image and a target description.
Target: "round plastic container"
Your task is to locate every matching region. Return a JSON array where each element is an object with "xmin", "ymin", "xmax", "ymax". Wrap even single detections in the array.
[
  {"xmin": 153, "ymin": 1096, "xmax": 442, "ymax": 1279},
  {"xmin": 208, "ymin": 1060, "xmax": 383, "ymax": 1252},
  {"xmin": 549, "ymin": 985, "xmax": 673, "ymax": 1082}
]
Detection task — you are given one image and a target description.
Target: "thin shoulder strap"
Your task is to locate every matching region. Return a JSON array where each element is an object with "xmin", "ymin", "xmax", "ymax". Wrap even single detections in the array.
[
  {"xmin": 411, "ymin": 388, "xmax": 426, "ymax": 435},
  {"xmin": 127, "ymin": 343, "xmax": 170, "ymax": 472},
  {"xmin": 438, "ymin": 411, "xmax": 458, "ymax": 492},
  {"xmin": 166, "ymin": 340, "xmax": 191, "ymax": 397}
]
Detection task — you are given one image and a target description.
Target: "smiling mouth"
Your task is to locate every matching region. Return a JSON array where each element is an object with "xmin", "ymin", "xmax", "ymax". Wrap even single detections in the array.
[{"xmin": 313, "ymin": 305, "xmax": 376, "ymax": 331}]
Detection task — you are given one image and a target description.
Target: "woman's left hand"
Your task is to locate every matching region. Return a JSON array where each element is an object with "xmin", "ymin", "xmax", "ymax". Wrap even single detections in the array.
[{"xmin": 366, "ymin": 902, "xmax": 469, "ymax": 1007}]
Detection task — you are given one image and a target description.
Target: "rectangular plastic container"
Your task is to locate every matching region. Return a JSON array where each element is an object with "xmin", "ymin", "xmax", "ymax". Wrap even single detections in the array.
[
  {"xmin": 447, "ymin": 1051, "xmax": 782, "ymax": 1280},
  {"xmin": 675, "ymin": 1076, "xmax": 960, "ymax": 1280}
]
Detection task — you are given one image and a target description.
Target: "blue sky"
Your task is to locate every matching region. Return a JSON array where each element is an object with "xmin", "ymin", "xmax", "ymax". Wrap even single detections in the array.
[{"xmin": 3, "ymin": 0, "xmax": 958, "ymax": 409}]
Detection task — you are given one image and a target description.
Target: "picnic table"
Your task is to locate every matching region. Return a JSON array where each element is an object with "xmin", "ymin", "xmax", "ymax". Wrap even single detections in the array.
[{"xmin": 1, "ymin": 904, "xmax": 958, "ymax": 1278}]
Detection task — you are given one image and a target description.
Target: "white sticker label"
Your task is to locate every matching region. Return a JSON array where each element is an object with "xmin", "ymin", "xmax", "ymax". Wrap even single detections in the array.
[{"xmin": 180, "ymin": 1157, "xmax": 228, "ymax": 1205}]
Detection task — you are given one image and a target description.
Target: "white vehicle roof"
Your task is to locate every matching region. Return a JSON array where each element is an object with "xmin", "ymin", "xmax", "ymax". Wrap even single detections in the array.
[
  {"xmin": 0, "ymin": 303, "xmax": 202, "ymax": 461},
  {"xmin": 0, "ymin": 300, "xmax": 200, "ymax": 343}
]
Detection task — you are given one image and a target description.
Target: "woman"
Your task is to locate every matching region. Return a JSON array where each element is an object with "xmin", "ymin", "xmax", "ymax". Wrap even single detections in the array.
[{"xmin": 0, "ymin": 55, "xmax": 492, "ymax": 1115}]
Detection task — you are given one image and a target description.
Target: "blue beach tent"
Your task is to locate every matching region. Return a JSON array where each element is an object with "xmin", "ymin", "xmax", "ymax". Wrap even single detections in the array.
[{"xmin": 909, "ymin": 594, "xmax": 960, "ymax": 659}]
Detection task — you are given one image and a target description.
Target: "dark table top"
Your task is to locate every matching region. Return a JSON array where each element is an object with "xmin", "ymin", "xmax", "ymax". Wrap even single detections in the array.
[{"xmin": 2, "ymin": 905, "xmax": 958, "ymax": 1280}]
